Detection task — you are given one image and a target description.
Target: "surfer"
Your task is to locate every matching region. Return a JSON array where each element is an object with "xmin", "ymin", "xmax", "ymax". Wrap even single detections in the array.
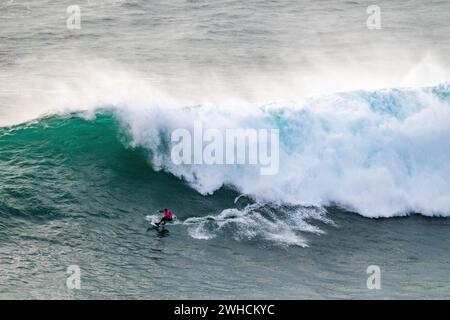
[{"xmin": 155, "ymin": 208, "xmax": 174, "ymax": 226}]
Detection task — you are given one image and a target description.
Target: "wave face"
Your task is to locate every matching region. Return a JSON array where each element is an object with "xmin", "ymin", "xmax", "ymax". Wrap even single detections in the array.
[
  {"xmin": 1, "ymin": 83, "xmax": 449, "ymax": 232},
  {"xmin": 0, "ymin": 113, "xmax": 330, "ymax": 247}
]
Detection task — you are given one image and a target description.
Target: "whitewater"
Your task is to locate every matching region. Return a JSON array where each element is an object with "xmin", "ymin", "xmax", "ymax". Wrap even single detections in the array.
[{"xmin": 1, "ymin": 0, "xmax": 450, "ymax": 299}]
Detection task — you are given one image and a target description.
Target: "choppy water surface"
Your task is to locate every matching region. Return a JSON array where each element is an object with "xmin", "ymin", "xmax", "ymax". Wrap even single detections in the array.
[{"xmin": 1, "ymin": 0, "xmax": 450, "ymax": 298}]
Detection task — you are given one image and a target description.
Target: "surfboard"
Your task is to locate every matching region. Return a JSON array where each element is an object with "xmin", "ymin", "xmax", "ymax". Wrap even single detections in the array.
[{"xmin": 145, "ymin": 214, "xmax": 177, "ymax": 227}]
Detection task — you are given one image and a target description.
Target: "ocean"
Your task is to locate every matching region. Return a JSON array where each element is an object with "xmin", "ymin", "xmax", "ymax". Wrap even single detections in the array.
[{"xmin": 0, "ymin": 0, "xmax": 449, "ymax": 299}]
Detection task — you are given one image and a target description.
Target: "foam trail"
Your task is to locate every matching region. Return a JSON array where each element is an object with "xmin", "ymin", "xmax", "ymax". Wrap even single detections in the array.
[{"xmin": 183, "ymin": 204, "xmax": 331, "ymax": 247}]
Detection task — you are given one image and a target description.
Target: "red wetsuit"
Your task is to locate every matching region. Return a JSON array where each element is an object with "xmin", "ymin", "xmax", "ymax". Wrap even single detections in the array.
[
  {"xmin": 157, "ymin": 210, "xmax": 173, "ymax": 225},
  {"xmin": 164, "ymin": 210, "xmax": 173, "ymax": 220}
]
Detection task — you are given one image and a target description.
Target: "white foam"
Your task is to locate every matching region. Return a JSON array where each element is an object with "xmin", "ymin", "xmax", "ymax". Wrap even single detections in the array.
[
  {"xmin": 184, "ymin": 204, "xmax": 331, "ymax": 247},
  {"xmin": 114, "ymin": 83, "xmax": 450, "ymax": 218}
]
